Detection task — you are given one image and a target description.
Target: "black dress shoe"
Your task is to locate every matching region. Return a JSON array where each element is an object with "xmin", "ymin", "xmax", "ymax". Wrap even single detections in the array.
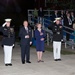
[
  {"xmin": 26, "ymin": 61, "xmax": 31, "ymax": 63},
  {"xmin": 43, "ymin": 51, "xmax": 45, "ymax": 53},
  {"xmin": 22, "ymin": 62, "xmax": 25, "ymax": 64},
  {"xmin": 54, "ymin": 59, "xmax": 58, "ymax": 61},
  {"xmin": 22, "ymin": 60, "xmax": 25, "ymax": 64},
  {"xmin": 40, "ymin": 60, "xmax": 44, "ymax": 62},
  {"xmin": 37, "ymin": 60, "xmax": 40, "ymax": 63},
  {"xmin": 8, "ymin": 64, "xmax": 12, "ymax": 66},
  {"xmin": 58, "ymin": 59, "xmax": 61, "ymax": 61},
  {"xmin": 5, "ymin": 64, "xmax": 8, "ymax": 66}
]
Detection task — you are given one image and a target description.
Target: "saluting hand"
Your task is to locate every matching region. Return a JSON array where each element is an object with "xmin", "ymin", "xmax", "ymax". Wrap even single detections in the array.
[{"xmin": 2, "ymin": 22, "xmax": 7, "ymax": 27}]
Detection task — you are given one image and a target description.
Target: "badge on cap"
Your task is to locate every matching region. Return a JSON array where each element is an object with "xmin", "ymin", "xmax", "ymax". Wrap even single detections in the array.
[{"xmin": 5, "ymin": 19, "xmax": 12, "ymax": 22}]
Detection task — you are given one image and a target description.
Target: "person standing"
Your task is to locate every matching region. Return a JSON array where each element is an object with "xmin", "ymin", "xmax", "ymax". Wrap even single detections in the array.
[
  {"xmin": 38, "ymin": 7, "xmax": 44, "ymax": 24},
  {"xmin": 33, "ymin": 8, "xmax": 38, "ymax": 24},
  {"xmin": 19, "ymin": 21, "xmax": 32, "ymax": 64},
  {"xmin": 0, "ymin": 19, "xmax": 15, "ymax": 66},
  {"xmin": 60, "ymin": 10, "xmax": 65, "ymax": 26},
  {"xmin": 48, "ymin": 17, "xmax": 63, "ymax": 61},
  {"xmin": 70, "ymin": 11, "xmax": 75, "ymax": 23},
  {"xmin": 52, "ymin": 10, "xmax": 60, "ymax": 21},
  {"xmin": 64, "ymin": 13, "xmax": 72, "ymax": 41},
  {"xmin": 73, "ymin": 18, "xmax": 75, "ymax": 43},
  {"xmin": 35, "ymin": 23, "xmax": 45, "ymax": 62}
]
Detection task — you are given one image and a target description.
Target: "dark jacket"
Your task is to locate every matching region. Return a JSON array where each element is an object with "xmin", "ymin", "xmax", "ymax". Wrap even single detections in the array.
[
  {"xmin": 38, "ymin": 9, "xmax": 44, "ymax": 17},
  {"xmin": 0, "ymin": 26, "xmax": 15, "ymax": 46},
  {"xmin": 19, "ymin": 26, "xmax": 32, "ymax": 45},
  {"xmin": 64, "ymin": 16, "xmax": 72, "ymax": 27},
  {"xmin": 52, "ymin": 13, "xmax": 60, "ymax": 21},
  {"xmin": 35, "ymin": 29, "xmax": 45, "ymax": 41},
  {"xmin": 64, "ymin": 16, "xmax": 73, "ymax": 32},
  {"xmin": 48, "ymin": 23, "xmax": 63, "ymax": 41}
]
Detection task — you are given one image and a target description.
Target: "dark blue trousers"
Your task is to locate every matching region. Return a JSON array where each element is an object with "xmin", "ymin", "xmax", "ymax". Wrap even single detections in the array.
[{"xmin": 21, "ymin": 44, "xmax": 30, "ymax": 63}]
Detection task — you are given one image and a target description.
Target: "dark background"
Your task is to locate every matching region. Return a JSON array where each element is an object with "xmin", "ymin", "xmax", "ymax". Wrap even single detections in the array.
[
  {"xmin": 0, "ymin": 0, "xmax": 45, "ymax": 35},
  {"xmin": 0, "ymin": 0, "xmax": 75, "ymax": 38},
  {"xmin": 0, "ymin": 0, "xmax": 35, "ymax": 22},
  {"xmin": 0, "ymin": 0, "xmax": 35, "ymax": 37}
]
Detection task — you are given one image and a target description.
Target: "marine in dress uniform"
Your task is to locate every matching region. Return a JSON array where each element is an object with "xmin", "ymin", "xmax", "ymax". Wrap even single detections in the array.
[
  {"xmin": 0, "ymin": 19, "xmax": 15, "ymax": 66},
  {"xmin": 19, "ymin": 21, "xmax": 32, "ymax": 64},
  {"xmin": 48, "ymin": 17, "xmax": 63, "ymax": 61}
]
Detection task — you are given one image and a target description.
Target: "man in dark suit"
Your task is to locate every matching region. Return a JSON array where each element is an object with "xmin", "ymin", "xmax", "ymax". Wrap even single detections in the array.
[{"xmin": 19, "ymin": 21, "xmax": 32, "ymax": 64}]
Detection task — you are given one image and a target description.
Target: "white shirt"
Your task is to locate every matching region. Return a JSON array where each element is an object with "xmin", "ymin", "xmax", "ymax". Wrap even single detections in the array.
[{"xmin": 25, "ymin": 27, "xmax": 28, "ymax": 33}]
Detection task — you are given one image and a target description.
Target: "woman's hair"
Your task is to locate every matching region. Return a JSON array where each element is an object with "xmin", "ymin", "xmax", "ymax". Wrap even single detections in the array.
[{"xmin": 35, "ymin": 23, "xmax": 42, "ymax": 29}]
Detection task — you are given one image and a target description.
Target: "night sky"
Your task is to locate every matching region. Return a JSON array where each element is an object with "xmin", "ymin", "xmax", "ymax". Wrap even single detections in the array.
[
  {"xmin": 0, "ymin": 0, "xmax": 35, "ymax": 13},
  {"xmin": 0, "ymin": 0, "xmax": 36, "ymax": 31}
]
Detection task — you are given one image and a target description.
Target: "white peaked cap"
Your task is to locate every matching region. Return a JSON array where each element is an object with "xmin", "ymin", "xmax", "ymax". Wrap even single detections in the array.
[
  {"xmin": 5, "ymin": 18, "xmax": 12, "ymax": 22},
  {"xmin": 53, "ymin": 17, "xmax": 61, "ymax": 23}
]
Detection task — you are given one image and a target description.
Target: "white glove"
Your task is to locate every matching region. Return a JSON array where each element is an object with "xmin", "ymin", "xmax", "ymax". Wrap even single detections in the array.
[
  {"xmin": 13, "ymin": 44, "xmax": 14, "ymax": 47},
  {"xmin": 61, "ymin": 39, "xmax": 63, "ymax": 42},
  {"xmin": 30, "ymin": 41, "xmax": 32, "ymax": 45},
  {"xmin": 2, "ymin": 22, "xmax": 7, "ymax": 27}
]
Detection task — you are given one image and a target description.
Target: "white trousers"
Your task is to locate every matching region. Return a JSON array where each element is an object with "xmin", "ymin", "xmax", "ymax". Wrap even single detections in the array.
[
  {"xmin": 4, "ymin": 45, "xmax": 13, "ymax": 64},
  {"xmin": 53, "ymin": 41, "xmax": 61, "ymax": 59}
]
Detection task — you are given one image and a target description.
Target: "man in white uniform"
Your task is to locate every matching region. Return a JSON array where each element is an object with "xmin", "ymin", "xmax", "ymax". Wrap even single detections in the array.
[
  {"xmin": 0, "ymin": 19, "xmax": 15, "ymax": 66},
  {"xmin": 48, "ymin": 17, "xmax": 63, "ymax": 61}
]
